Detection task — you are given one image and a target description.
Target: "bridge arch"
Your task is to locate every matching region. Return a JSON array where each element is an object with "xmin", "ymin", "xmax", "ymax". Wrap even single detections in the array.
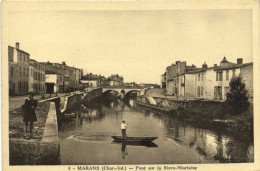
[
  {"xmin": 124, "ymin": 90, "xmax": 140, "ymax": 98},
  {"xmin": 102, "ymin": 89, "xmax": 121, "ymax": 95}
]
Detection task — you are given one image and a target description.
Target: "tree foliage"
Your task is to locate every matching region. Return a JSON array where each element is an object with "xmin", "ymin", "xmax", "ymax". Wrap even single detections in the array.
[{"xmin": 226, "ymin": 75, "xmax": 249, "ymax": 115}]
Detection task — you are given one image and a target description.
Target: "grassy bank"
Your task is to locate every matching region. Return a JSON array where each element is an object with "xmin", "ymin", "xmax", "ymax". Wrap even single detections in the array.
[
  {"xmin": 9, "ymin": 102, "xmax": 50, "ymax": 140},
  {"xmin": 176, "ymin": 101, "xmax": 253, "ymax": 135}
]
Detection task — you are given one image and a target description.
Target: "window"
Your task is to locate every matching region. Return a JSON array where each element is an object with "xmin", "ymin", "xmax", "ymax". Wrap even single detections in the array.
[
  {"xmin": 23, "ymin": 67, "xmax": 25, "ymax": 76},
  {"xmin": 219, "ymin": 72, "xmax": 223, "ymax": 81},
  {"xmin": 232, "ymin": 69, "xmax": 236, "ymax": 77},
  {"xmin": 23, "ymin": 55, "xmax": 25, "ymax": 61},
  {"xmin": 197, "ymin": 86, "xmax": 200, "ymax": 97},
  {"xmin": 224, "ymin": 87, "xmax": 229, "ymax": 100},
  {"xmin": 216, "ymin": 71, "xmax": 223, "ymax": 81},
  {"xmin": 226, "ymin": 70, "xmax": 229, "ymax": 80},
  {"xmin": 11, "ymin": 67, "xmax": 14, "ymax": 77},
  {"xmin": 20, "ymin": 66, "xmax": 22, "ymax": 76},
  {"xmin": 201, "ymin": 86, "xmax": 203, "ymax": 96},
  {"xmin": 27, "ymin": 68, "xmax": 29, "ymax": 77}
]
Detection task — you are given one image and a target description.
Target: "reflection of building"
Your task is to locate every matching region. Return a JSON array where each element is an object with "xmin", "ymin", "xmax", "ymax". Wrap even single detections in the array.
[
  {"xmin": 8, "ymin": 42, "xmax": 30, "ymax": 95},
  {"xmin": 28, "ymin": 59, "xmax": 46, "ymax": 94},
  {"xmin": 45, "ymin": 70, "xmax": 64, "ymax": 93}
]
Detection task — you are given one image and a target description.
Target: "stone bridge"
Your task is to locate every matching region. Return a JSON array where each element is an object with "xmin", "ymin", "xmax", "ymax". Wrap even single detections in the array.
[{"xmin": 102, "ymin": 86, "xmax": 142, "ymax": 97}]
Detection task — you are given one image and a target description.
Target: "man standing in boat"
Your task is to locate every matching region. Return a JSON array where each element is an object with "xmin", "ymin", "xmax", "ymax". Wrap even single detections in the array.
[{"xmin": 121, "ymin": 120, "xmax": 128, "ymax": 138}]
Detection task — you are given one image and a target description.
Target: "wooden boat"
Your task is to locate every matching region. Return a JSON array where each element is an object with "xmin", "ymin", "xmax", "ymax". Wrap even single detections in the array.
[
  {"xmin": 112, "ymin": 140, "xmax": 158, "ymax": 147},
  {"xmin": 111, "ymin": 136, "xmax": 158, "ymax": 142}
]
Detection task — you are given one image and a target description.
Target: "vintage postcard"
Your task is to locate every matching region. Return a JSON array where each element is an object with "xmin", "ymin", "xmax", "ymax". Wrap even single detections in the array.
[{"xmin": 1, "ymin": 1, "xmax": 260, "ymax": 171}]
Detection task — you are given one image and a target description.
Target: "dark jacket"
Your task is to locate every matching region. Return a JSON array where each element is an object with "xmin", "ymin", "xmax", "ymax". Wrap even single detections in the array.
[{"xmin": 22, "ymin": 99, "xmax": 38, "ymax": 122}]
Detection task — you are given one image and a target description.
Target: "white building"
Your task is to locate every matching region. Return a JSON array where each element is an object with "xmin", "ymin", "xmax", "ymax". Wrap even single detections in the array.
[{"xmin": 45, "ymin": 71, "xmax": 64, "ymax": 93}]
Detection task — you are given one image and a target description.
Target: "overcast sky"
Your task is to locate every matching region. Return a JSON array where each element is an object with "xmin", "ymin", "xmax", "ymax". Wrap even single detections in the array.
[{"xmin": 8, "ymin": 10, "xmax": 252, "ymax": 84}]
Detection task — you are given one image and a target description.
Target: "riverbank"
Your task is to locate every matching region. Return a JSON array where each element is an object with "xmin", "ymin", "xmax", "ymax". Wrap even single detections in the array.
[{"xmin": 138, "ymin": 88, "xmax": 253, "ymax": 136}]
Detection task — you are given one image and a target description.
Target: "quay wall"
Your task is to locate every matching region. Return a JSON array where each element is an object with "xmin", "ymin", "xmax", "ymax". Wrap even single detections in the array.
[
  {"xmin": 10, "ymin": 102, "xmax": 60, "ymax": 165},
  {"xmin": 62, "ymin": 93, "xmax": 83, "ymax": 113},
  {"xmin": 83, "ymin": 88, "xmax": 102, "ymax": 102}
]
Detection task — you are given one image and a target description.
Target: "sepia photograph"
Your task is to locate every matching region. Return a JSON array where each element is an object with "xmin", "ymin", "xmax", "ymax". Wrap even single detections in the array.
[{"xmin": 1, "ymin": 1, "xmax": 260, "ymax": 170}]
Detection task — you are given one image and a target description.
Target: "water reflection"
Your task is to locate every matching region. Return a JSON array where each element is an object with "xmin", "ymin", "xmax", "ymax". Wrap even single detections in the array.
[
  {"xmin": 113, "ymin": 141, "xmax": 158, "ymax": 160},
  {"xmin": 59, "ymin": 98, "xmax": 254, "ymax": 164}
]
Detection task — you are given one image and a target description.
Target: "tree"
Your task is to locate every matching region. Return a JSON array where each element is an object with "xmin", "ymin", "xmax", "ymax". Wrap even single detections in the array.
[{"xmin": 226, "ymin": 75, "xmax": 249, "ymax": 115}]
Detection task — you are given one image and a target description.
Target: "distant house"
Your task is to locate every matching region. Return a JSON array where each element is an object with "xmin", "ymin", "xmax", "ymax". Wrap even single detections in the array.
[
  {"xmin": 45, "ymin": 70, "xmax": 64, "ymax": 93},
  {"xmin": 28, "ymin": 59, "xmax": 46, "ymax": 94},
  {"xmin": 108, "ymin": 74, "xmax": 124, "ymax": 86},
  {"xmin": 213, "ymin": 57, "xmax": 253, "ymax": 101},
  {"xmin": 163, "ymin": 57, "xmax": 253, "ymax": 101},
  {"xmin": 80, "ymin": 79, "xmax": 100, "ymax": 88},
  {"xmin": 166, "ymin": 61, "xmax": 197, "ymax": 96},
  {"xmin": 161, "ymin": 72, "xmax": 166, "ymax": 89}
]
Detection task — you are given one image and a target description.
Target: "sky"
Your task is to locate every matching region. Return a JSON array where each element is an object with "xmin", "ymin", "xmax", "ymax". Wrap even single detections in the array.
[{"xmin": 8, "ymin": 10, "xmax": 252, "ymax": 84}]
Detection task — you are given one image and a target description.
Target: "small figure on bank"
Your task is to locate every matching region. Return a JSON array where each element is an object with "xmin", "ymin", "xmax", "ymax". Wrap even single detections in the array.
[
  {"xmin": 22, "ymin": 93, "xmax": 38, "ymax": 140},
  {"xmin": 121, "ymin": 120, "xmax": 128, "ymax": 139}
]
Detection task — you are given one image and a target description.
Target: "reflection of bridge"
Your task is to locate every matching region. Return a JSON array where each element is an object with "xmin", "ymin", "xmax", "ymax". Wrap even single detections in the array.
[{"xmin": 102, "ymin": 86, "xmax": 142, "ymax": 97}]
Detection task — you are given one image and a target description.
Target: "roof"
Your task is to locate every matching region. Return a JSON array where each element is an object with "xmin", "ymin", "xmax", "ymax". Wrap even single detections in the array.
[
  {"xmin": 8, "ymin": 46, "xmax": 30, "ymax": 55},
  {"xmin": 16, "ymin": 49, "xmax": 30, "ymax": 55},
  {"xmin": 81, "ymin": 78, "xmax": 100, "ymax": 81},
  {"xmin": 45, "ymin": 70, "xmax": 60, "ymax": 75},
  {"xmin": 214, "ymin": 62, "xmax": 253, "ymax": 71},
  {"xmin": 80, "ymin": 80, "xmax": 99, "ymax": 83},
  {"xmin": 161, "ymin": 72, "xmax": 166, "ymax": 76}
]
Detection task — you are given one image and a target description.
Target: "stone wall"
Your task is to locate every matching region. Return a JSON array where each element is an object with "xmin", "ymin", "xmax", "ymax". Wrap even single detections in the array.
[
  {"xmin": 82, "ymin": 88, "xmax": 102, "ymax": 102},
  {"xmin": 62, "ymin": 93, "xmax": 83, "ymax": 113}
]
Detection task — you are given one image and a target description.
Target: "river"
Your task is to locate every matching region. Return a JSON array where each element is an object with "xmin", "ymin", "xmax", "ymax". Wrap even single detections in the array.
[{"xmin": 58, "ymin": 98, "xmax": 254, "ymax": 165}]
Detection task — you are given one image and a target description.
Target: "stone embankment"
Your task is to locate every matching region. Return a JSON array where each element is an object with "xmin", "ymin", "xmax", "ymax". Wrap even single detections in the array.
[{"xmin": 137, "ymin": 88, "xmax": 253, "ymax": 136}]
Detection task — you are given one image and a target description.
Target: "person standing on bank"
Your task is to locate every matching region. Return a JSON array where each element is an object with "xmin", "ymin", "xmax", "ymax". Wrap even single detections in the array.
[
  {"xmin": 22, "ymin": 93, "xmax": 38, "ymax": 140},
  {"xmin": 121, "ymin": 120, "xmax": 128, "ymax": 138}
]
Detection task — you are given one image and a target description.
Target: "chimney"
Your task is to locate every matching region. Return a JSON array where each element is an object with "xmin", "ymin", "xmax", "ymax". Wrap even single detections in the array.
[
  {"xmin": 214, "ymin": 64, "xmax": 218, "ymax": 68},
  {"xmin": 62, "ymin": 61, "xmax": 66, "ymax": 66},
  {"xmin": 202, "ymin": 63, "xmax": 208, "ymax": 70},
  {"xmin": 237, "ymin": 58, "xmax": 243, "ymax": 64},
  {"xmin": 16, "ymin": 42, "xmax": 19, "ymax": 49}
]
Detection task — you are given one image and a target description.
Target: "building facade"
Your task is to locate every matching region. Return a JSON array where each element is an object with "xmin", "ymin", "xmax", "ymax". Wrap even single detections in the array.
[
  {"xmin": 28, "ymin": 59, "xmax": 46, "ymax": 94},
  {"xmin": 213, "ymin": 58, "xmax": 253, "ymax": 101},
  {"xmin": 108, "ymin": 74, "xmax": 124, "ymax": 86},
  {"xmin": 166, "ymin": 61, "xmax": 197, "ymax": 96},
  {"xmin": 161, "ymin": 72, "xmax": 166, "ymax": 88},
  {"xmin": 45, "ymin": 71, "xmax": 64, "ymax": 93},
  {"xmin": 9, "ymin": 43, "xmax": 30, "ymax": 95},
  {"xmin": 164, "ymin": 57, "xmax": 253, "ymax": 101}
]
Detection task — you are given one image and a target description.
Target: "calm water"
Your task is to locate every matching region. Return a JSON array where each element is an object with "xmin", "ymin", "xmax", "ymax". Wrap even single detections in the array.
[{"xmin": 59, "ymin": 98, "xmax": 254, "ymax": 165}]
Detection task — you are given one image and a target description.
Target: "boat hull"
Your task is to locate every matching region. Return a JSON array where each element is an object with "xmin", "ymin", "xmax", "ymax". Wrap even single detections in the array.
[{"xmin": 111, "ymin": 136, "xmax": 158, "ymax": 142}]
